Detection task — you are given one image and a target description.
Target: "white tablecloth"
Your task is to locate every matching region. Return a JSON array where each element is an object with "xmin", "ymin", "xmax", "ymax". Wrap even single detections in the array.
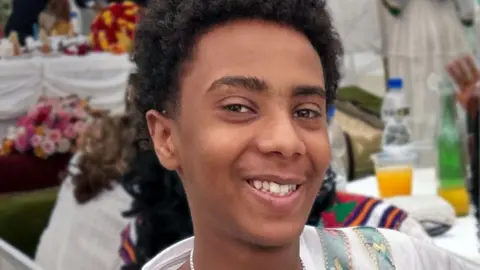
[
  {"xmin": 348, "ymin": 168, "xmax": 480, "ymax": 263},
  {"xmin": 0, "ymin": 53, "xmax": 134, "ymax": 120},
  {"xmin": 0, "ymin": 58, "xmax": 43, "ymax": 119}
]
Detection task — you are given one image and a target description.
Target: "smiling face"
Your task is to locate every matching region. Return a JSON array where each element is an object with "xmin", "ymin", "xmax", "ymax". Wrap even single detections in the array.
[{"xmin": 147, "ymin": 20, "xmax": 330, "ymax": 248}]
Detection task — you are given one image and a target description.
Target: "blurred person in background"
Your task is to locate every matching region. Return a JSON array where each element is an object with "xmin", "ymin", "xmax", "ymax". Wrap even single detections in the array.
[
  {"xmin": 4, "ymin": 0, "xmax": 47, "ymax": 45},
  {"xmin": 34, "ymin": 113, "xmax": 135, "ymax": 270},
  {"xmin": 74, "ymin": 0, "xmax": 98, "ymax": 35},
  {"xmin": 39, "ymin": 0, "xmax": 72, "ymax": 36},
  {"xmin": 0, "ymin": 0, "xmax": 11, "ymax": 32}
]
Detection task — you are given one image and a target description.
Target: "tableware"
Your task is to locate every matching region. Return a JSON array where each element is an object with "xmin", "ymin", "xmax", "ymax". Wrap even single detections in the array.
[{"xmin": 371, "ymin": 150, "xmax": 416, "ymax": 198}]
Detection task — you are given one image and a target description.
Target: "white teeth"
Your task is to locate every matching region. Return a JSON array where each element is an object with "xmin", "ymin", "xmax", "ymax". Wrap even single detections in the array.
[
  {"xmin": 262, "ymin": 181, "xmax": 269, "ymax": 190},
  {"xmin": 250, "ymin": 180, "xmax": 298, "ymax": 196},
  {"xmin": 270, "ymin": 182, "xmax": 280, "ymax": 193}
]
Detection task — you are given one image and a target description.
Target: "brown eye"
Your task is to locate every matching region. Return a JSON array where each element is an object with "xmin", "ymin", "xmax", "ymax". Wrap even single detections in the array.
[
  {"xmin": 224, "ymin": 104, "xmax": 251, "ymax": 113},
  {"xmin": 294, "ymin": 109, "xmax": 321, "ymax": 119}
]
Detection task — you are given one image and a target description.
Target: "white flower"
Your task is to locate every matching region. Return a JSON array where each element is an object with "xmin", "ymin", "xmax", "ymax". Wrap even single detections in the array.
[
  {"xmin": 57, "ymin": 138, "xmax": 72, "ymax": 153},
  {"xmin": 6, "ymin": 127, "xmax": 17, "ymax": 139},
  {"xmin": 30, "ymin": 134, "xmax": 43, "ymax": 147},
  {"xmin": 41, "ymin": 140, "xmax": 56, "ymax": 155},
  {"xmin": 16, "ymin": 126, "xmax": 26, "ymax": 136}
]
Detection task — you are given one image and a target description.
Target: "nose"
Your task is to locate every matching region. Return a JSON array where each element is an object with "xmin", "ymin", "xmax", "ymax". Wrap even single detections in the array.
[{"xmin": 256, "ymin": 116, "xmax": 306, "ymax": 158}]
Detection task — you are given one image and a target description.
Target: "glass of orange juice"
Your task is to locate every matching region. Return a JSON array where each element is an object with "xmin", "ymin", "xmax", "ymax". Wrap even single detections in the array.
[{"xmin": 371, "ymin": 151, "xmax": 416, "ymax": 198}]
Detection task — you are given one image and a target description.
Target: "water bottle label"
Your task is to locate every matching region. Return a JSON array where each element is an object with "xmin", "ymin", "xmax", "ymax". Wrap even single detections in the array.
[{"xmin": 383, "ymin": 122, "xmax": 411, "ymax": 146}]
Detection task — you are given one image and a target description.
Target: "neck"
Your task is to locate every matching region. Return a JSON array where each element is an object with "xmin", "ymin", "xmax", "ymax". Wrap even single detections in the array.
[{"xmin": 191, "ymin": 227, "xmax": 303, "ymax": 270}]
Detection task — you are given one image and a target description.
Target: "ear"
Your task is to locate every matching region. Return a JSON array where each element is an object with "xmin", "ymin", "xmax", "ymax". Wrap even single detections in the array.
[{"xmin": 145, "ymin": 109, "xmax": 179, "ymax": 171}]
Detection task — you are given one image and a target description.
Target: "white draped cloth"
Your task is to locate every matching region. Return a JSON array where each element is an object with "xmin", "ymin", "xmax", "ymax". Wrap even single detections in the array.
[
  {"xmin": 42, "ymin": 53, "xmax": 133, "ymax": 114},
  {"xmin": 0, "ymin": 53, "xmax": 133, "ymax": 138},
  {"xmin": 0, "ymin": 58, "xmax": 43, "ymax": 120},
  {"xmin": 0, "ymin": 53, "xmax": 132, "ymax": 117}
]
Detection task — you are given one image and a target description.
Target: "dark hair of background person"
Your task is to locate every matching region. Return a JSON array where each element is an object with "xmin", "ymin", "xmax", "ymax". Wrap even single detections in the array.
[
  {"xmin": 123, "ymin": 0, "xmax": 343, "ymax": 268},
  {"xmin": 120, "ymin": 73, "xmax": 193, "ymax": 268},
  {"xmin": 3, "ymin": 0, "xmax": 48, "ymax": 45},
  {"xmin": 72, "ymin": 114, "xmax": 135, "ymax": 204}
]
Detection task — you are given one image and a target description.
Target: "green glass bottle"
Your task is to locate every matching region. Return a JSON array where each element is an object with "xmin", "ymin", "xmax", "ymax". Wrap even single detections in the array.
[{"xmin": 437, "ymin": 78, "xmax": 470, "ymax": 216}]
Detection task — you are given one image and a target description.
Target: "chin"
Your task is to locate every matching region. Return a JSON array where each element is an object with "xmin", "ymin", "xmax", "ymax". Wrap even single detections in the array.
[{"xmin": 243, "ymin": 220, "xmax": 306, "ymax": 248}]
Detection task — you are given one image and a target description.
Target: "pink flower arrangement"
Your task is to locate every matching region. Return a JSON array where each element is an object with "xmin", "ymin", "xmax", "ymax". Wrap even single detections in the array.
[{"xmin": 0, "ymin": 95, "xmax": 94, "ymax": 159}]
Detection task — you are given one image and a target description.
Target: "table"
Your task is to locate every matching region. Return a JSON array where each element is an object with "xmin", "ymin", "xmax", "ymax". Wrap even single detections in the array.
[{"xmin": 347, "ymin": 168, "xmax": 480, "ymax": 263}]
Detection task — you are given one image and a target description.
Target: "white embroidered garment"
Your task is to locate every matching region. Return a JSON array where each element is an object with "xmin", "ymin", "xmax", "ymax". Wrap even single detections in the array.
[
  {"xmin": 34, "ymin": 152, "xmax": 133, "ymax": 270},
  {"xmin": 142, "ymin": 226, "xmax": 479, "ymax": 270}
]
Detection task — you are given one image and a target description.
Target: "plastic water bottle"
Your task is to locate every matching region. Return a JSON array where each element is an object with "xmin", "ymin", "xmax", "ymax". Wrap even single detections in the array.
[
  {"xmin": 381, "ymin": 78, "xmax": 411, "ymax": 149},
  {"xmin": 327, "ymin": 106, "xmax": 348, "ymax": 191},
  {"xmin": 70, "ymin": 11, "xmax": 81, "ymax": 35}
]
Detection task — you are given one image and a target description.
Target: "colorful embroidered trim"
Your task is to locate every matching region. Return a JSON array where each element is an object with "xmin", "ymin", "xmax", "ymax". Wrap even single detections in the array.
[
  {"xmin": 353, "ymin": 227, "xmax": 395, "ymax": 270},
  {"xmin": 316, "ymin": 228, "xmax": 353, "ymax": 270},
  {"xmin": 119, "ymin": 223, "xmax": 136, "ymax": 264}
]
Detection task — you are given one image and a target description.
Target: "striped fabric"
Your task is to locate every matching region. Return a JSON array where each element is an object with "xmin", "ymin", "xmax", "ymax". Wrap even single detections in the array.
[
  {"xmin": 320, "ymin": 192, "xmax": 408, "ymax": 230},
  {"xmin": 119, "ymin": 221, "xmax": 138, "ymax": 266}
]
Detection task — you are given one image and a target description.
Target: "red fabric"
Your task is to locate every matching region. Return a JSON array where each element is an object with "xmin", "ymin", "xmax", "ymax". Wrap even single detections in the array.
[
  {"xmin": 0, "ymin": 153, "xmax": 70, "ymax": 194},
  {"xmin": 89, "ymin": 1, "xmax": 139, "ymax": 51}
]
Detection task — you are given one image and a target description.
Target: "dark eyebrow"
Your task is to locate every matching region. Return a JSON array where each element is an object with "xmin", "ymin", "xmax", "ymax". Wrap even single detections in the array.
[
  {"xmin": 207, "ymin": 76, "xmax": 325, "ymax": 98},
  {"xmin": 208, "ymin": 76, "xmax": 267, "ymax": 92},
  {"xmin": 292, "ymin": 85, "xmax": 326, "ymax": 98}
]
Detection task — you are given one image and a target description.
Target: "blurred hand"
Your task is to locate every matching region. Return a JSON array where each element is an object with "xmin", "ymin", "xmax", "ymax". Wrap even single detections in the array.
[{"xmin": 446, "ymin": 55, "xmax": 479, "ymax": 116}]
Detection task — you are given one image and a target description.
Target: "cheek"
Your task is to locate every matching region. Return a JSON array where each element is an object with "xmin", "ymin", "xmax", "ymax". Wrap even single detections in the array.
[
  {"xmin": 306, "ymin": 131, "xmax": 331, "ymax": 172},
  {"xmin": 177, "ymin": 125, "xmax": 247, "ymax": 186}
]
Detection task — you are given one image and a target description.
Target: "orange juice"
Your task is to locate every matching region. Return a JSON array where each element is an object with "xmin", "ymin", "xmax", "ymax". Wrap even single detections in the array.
[
  {"xmin": 375, "ymin": 166, "xmax": 413, "ymax": 198},
  {"xmin": 437, "ymin": 187, "xmax": 470, "ymax": 216}
]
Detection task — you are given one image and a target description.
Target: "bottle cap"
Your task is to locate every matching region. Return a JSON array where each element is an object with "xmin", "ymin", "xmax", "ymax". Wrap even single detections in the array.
[
  {"xmin": 327, "ymin": 105, "xmax": 335, "ymax": 120},
  {"xmin": 387, "ymin": 78, "xmax": 403, "ymax": 90}
]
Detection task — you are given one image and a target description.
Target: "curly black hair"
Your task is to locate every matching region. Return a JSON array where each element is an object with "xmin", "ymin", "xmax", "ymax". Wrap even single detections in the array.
[{"xmin": 134, "ymin": 0, "xmax": 343, "ymax": 115}]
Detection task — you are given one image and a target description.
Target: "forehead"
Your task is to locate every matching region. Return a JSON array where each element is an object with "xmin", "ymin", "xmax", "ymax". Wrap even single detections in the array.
[{"xmin": 180, "ymin": 19, "xmax": 325, "ymax": 93}]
